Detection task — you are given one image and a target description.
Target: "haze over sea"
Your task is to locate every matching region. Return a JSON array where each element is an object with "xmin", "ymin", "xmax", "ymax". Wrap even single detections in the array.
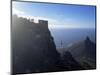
[{"xmin": 49, "ymin": 28, "xmax": 95, "ymax": 49}]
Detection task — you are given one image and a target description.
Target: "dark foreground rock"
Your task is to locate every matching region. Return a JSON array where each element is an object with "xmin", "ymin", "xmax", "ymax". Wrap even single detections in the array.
[{"xmin": 12, "ymin": 15, "xmax": 60, "ymax": 74}]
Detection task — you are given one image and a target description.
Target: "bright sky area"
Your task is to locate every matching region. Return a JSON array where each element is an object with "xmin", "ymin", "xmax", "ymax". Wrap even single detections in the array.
[{"xmin": 12, "ymin": 1, "xmax": 96, "ymax": 29}]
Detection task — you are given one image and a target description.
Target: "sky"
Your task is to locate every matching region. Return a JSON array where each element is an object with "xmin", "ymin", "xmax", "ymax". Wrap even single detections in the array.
[{"xmin": 12, "ymin": 1, "xmax": 96, "ymax": 29}]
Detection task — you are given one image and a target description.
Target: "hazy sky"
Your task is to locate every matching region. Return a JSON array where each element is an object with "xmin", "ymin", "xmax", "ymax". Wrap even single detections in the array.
[{"xmin": 12, "ymin": 1, "xmax": 96, "ymax": 29}]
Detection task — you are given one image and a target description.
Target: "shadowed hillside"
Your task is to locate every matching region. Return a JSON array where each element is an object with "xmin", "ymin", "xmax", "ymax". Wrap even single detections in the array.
[{"xmin": 64, "ymin": 36, "xmax": 96, "ymax": 69}]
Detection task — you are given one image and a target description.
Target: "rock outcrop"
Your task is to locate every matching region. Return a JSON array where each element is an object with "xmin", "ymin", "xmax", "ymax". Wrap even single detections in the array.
[
  {"xmin": 12, "ymin": 15, "xmax": 60, "ymax": 74},
  {"xmin": 66, "ymin": 36, "xmax": 96, "ymax": 69}
]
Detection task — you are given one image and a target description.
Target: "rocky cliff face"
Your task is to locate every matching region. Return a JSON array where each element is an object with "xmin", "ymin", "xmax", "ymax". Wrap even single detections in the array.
[{"xmin": 12, "ymin": 15, "xmax": 60, "ymax": 74}]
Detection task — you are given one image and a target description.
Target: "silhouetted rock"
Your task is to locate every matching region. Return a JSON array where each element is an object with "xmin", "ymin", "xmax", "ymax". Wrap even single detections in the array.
[
  {"xmin": 58, "ymin": 51, "xmax": 83, "ymax": 71},
  {"xmin": 66, "ymin": 36, "xmax": 96, "ymax": 69},
  {"xmin": 12, "ymin": 15, "xmax": 60, "ymax": 74}
]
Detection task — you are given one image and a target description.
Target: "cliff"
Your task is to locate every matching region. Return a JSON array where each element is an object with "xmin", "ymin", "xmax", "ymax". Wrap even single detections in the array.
[{"xmin": 12, "ymin": 15, "xmax": 60, "ymax": 74}]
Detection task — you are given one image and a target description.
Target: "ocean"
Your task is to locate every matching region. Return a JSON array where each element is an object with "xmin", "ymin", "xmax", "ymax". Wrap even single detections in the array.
[{"xmin": 49, "ymin": 28, "xmax": 96, "ymax": 49}]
